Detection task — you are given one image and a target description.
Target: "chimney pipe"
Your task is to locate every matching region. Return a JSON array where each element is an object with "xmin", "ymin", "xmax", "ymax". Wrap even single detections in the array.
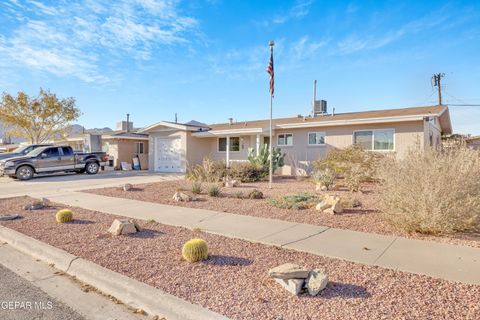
[{"xmin": 126, "ymin": 113, "xmax": 130, "ymax": 132}]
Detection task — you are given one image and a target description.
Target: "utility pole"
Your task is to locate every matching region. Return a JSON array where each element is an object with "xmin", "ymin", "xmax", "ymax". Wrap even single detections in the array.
[{"xmin": 432, "ymin": 73, "xmax": 445, "ymax": 105}]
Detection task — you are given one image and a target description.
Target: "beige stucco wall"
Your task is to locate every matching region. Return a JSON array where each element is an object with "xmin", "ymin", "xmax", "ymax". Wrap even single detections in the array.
[
  {"xmin": 105, "ymin": 139, "xmax": 149, "ymax": 170},
  {"xmin": 423, "ymin": 117, "xmax": 442, "ymax": 149},
  {"xmin": 147, "ymin": 120, "xmax": 427, "ymax": 174},
  {"xmin": 183, "ymin": 120, "xmax": 425, "ymax": 174}
]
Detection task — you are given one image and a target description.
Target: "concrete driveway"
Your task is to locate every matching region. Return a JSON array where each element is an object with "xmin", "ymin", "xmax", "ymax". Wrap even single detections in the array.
[{"xmin": 0, "ymin": 170, "xmax": 182, "ymax": 199}]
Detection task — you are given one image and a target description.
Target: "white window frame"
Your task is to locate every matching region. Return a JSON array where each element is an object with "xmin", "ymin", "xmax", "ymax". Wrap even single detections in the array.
[
  {"xmin": 135, "ymin": 142, "xmax": 145, "ymax": 154},
  {"xmin": 307, "ymin": 131, "xmax": 326, "ymax": 146},
  {"xmin": 217, "ymin": 137, "xmax": 240, "ymax": 153},
  {"xmin": 352, "ymin": 129, "xmax": 395, "ymax": 151},
  {"xmin": 277, "ymin": 133, "xmax": 293, "ymax": 146}
]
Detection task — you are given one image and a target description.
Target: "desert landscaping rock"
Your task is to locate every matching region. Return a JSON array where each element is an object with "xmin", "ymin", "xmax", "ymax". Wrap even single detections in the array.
[
  {"xmin": 224, "ymin": 179, "xmax": 239, "ymax": 188},
  {"xmin": 274, "ymin": 278, "xmax": 305, "ymax": 295},
  {"xmin": 0, "ymin": 214, "xmax": 20, "ymax": 221},
  {"xmin": 123, "ymin": 183, "xmax": 133, "ymax": 191},
  {"xmin": 23, "ymin": 200, "xmax": 45, "ymax": 210},
  {"xmin": 268, "ymin": 263, "xmax": 310, "ymax": 279},
  {"xmin": 87, "ymin": 179, "xmax": 480, "ymax": 248},
  {"xmin": 108, "ymin": 218, "xmax": 140, "ymax": 235},
  {"xmin": 315, "ymin": 201, "xmax": 330, "ymax": 211},
  {"xmin": 1, "ymin": 196, "xmax": 480, "ymax": 320},
  {"xmin": 172, "ymin": 191, "xmax": 192, "ymax": 202},
  {"xmin": 306, "ymin": 269, "xmax": 329, "ymax": 296}
]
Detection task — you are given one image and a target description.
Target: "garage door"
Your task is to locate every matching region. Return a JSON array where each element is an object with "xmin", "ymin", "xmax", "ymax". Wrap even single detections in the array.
[{"xmin": 154, "ymin": 137, "xmax": 183, "ymax": 172}]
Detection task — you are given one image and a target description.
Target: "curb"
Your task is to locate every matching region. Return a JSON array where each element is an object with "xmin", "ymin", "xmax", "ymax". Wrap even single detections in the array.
[{"xmin": 0, "ymin": 226, "xmax": 229, "ymax": 320}]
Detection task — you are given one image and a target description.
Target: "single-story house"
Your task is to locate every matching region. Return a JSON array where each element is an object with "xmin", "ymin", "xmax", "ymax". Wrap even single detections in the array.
[
  {"xmin": 56, "ymin": 122, "xmax": 149, "ymax": 170},
  {"xmin": 140, "ymin": 105, "xmax": 452, "ymax": 174},
  {"xmin": 466, "ymin": 136, "xmax": 480, "ymax": 150}
]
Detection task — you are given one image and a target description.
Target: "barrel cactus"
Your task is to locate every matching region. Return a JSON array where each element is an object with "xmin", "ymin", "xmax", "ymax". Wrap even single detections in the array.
[
  {"xmin": 182, "ymin": 238, "xmax": 208, "ymax": 262},
  {"xmin": 56, "ymin": 209, "xmax": 73, "ymax": 223}
]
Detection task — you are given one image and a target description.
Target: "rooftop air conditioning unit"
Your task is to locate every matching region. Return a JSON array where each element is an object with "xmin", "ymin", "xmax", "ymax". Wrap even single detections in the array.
[{"xmin": 313, "ymin": 100, "xmax": 327, "ymax": 116}]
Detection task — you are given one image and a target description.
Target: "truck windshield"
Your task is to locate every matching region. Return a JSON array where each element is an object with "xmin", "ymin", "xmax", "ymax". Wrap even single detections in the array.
[{"xmin": 12, "ymin": 145, "xmax": 31, "ymax": 154}]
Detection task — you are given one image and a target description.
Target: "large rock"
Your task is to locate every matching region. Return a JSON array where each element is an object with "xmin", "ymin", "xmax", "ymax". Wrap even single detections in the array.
[
  {"xmin": 123, "ymin": 183, "xmax": 133, "ymax": 191},
  {"xmin": 23, "ymin": 200, "xmax": 44, "ymax": 211},
  {"xmin": 331, "ymin": 200, "xmax": 343, "ymax": 214},
  {"xmin": 108, "ymin": 219, "xmax": 140, "ymax": 236},
  {"xmin": 274, "ymin": 278, "xmax": 305, "ymax": 295},
  {"xmin": 172, "ymin": 192, "xmax": 192, "ymax": 202},
  {"xmin": 0, "ymin": 214, "xmax": 20, "ymax": 221},
  {"xmin": 315, "ymin": 201, "xmax": 330, "ymax": 211},
  {"xmin": 224, "ymin": 179, "xmax": 239, "ymax": 188},
  {"xmin": 268, "ymin": 263, "xmax": 310, "ymax": 280},
  {"xmin": 305, "ymin": 269, "xmax": 329, "ymax": 296}
]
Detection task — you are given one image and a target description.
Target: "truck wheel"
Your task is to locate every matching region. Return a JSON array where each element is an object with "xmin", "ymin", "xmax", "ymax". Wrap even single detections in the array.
[
  {"xmin": 16, "ymin": 166, "xmax": 34, "ymax": 180},
  {"xmin": 85, "ymin": 162, "xmax": 99, "ymax": 174}
]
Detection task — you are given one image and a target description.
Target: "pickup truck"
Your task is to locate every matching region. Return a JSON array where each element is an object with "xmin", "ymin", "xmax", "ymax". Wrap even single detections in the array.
[
  {"xmin": 0, "ymin": 145, "xmax": 108, "ymax": 180},
  {"xmin": 0, "ymin": 144, "xmax": 53, "ymax": 161}
]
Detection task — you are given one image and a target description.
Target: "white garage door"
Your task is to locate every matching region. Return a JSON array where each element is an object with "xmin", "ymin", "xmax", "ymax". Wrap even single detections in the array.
[{"xmin": 154, "ymin": 137, "xmax": 183, "ymax": 172}]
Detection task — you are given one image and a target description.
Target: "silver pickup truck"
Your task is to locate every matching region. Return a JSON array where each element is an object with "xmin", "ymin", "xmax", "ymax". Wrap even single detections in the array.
[{"xmin": 0, "ymin": 145, "xmax": 107, "ymax": 180}]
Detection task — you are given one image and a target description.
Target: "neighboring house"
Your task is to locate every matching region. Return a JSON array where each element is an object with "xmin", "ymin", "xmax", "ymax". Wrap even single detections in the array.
[
  {"xmin": 140, "ymin": 105, "xmax": 452, "ymax": 174},
  {"xmin": 56, "ymin": 121, "xmax": 149, "ymax": 170}
]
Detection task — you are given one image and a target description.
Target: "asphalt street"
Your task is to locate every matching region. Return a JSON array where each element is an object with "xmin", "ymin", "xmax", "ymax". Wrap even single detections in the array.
[{"xmin": 0, "ymin": 265, "xmax": 85, "ymax": 320}]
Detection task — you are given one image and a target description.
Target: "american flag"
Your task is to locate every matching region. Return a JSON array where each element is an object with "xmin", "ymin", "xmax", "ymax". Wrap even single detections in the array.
[{"xmin": 266, "ymin": 48, "xmax": 274, "ymax": 97}]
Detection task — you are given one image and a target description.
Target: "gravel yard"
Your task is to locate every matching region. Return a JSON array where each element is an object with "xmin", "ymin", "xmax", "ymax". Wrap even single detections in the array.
[
  {"xmin": 1, "ymin": 196, "xmax": 479, "ymax": 320},
  {"xmin": 85, "ymin": 178, "xmax": 480, "ymax": 248}
]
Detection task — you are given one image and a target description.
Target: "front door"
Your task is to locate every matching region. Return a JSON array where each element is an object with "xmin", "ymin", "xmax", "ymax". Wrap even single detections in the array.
[
  {"xmin": 154, "ymin": 137, "xmax": 183, "ymax": 172},
  {"xmin": 37, "ymin": 147, "xmax": 62, "ymax": 172}
]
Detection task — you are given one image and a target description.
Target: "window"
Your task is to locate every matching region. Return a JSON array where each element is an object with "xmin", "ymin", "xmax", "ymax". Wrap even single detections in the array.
[
  {"xmin": 218, "ymin": 137, "xmax": 240, "ymax": 152},
  {"xmin": 308, "ymin": 132, "xmax": 326, "ymax": 145},
  {"xmin": 44, "ymin": 147, "xmax": 60, "ymax": 157},
  {"xmin": 135, "ymin": 142, "xmax": 145, "ymax": 154},
  {"xmin": 353, "ymin": 129, "xmax": 394, "ymax": 151},
  {"xmin": 277, "ymin": 133, "xmax": 293, "ymax": 146},
  {"xmin": 61, "ymin": 147, "xmax": 73, "ymax": 156}
]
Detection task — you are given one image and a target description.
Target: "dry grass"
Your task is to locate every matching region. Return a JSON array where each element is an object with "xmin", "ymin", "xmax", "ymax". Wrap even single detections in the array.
[{"xmin": 378, "ymin": 147, "xmax": 480, "ymax": 234}]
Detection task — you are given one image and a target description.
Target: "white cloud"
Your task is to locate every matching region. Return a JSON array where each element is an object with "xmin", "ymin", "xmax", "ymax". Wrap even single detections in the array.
[
  {"xmin": 265, "ymin": 0, "xmax": 314, "ymax": 25},
  {"xmin": 335, "ymin": 6, "xmax": 452, "ymax": 54},
  {"xmin": 0, "ymin": 0, "xmax": 198, "ymax": 83}
]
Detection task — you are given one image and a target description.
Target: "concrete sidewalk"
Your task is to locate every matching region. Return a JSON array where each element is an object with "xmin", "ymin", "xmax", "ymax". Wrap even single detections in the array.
[{"xmin": 43, "ymin": 192, "xmax": 480, "ymax": 285}]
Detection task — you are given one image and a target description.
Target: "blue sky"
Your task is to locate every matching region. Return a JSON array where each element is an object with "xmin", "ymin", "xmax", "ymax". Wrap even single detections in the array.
[{"xmin": 1, "ymin": 0, "xmax": 479, "ymax": 134}]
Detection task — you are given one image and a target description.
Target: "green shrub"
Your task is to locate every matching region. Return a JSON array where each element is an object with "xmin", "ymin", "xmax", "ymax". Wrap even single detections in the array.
[
  {"xmin": 56, "ymin": 209, "xmax": 73, "ymax": 223},
  {"xmin": 228, "ymin": 162, "xmax": 268, "ymax": 182},
  {"xmin": 182, "ymin": 238, "xmax": 208, "ymax": 262},
  {"xmin": 186, "ymin": 157, "xmax": 226, "ymax": 183},
  {"xmin": 191, "ymin": 181, "xmax": 203, "ymax": 194},
  {"xmin": 268, "ymin": 192, "xmax": 320, "ymax": 210},
  {"xmin": 247, "ymin": 144, "xmax": 285, "ymax": 173},
  {"xmin": 248, "ymin": 189, "xmax": 264, "ymax": 199},
  {"xmin": 311, "ymin": 167, "xmax": 336, "ymax": 190},
  {"xmin": 378, "ymin": 147, "xmax": 480, "ymax": 234},
  {"xmin": 207, "ymin": 184, "xmax": 221, "ymax": 197}
]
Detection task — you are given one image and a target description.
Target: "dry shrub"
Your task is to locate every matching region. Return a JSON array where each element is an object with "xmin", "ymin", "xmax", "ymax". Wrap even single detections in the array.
[
  {"xmin": 186, "ymin": 157, "xmax": 226, "ymax": 183},
  {"xmin": 311, "ymin": 168, "xmax": 336, "ymax": 190},
  {"xmin": 228, "ymin": 162, "xmax": 268, "ymax": 182},
  {"xmin": 378, "ymin": 147, "xmax": 480, "ymax": 234},
  {"xmin": 313, "ymin": 145, "xmax": 383, "ymax": 192}
]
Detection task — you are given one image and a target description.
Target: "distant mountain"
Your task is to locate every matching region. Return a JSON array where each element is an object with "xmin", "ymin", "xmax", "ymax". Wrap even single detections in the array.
[{"xmin": 67, "ymin": 124, "xmax": 113, "ymax": 136}]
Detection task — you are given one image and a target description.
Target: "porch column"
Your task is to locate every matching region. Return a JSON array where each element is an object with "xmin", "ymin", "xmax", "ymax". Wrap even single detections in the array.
[
  {"xmin": 256, "ymin": 134, "xmax": 260, "ymax": 155},
  {"xmin": 226, "ymin": 136, "xmax": 230, "ymax": 167}
]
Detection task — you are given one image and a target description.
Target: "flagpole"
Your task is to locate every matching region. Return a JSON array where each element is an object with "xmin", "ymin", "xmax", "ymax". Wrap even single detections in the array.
[{"xmin": 268, "ymin": 40, "xmax": 274, "ymax": 189}]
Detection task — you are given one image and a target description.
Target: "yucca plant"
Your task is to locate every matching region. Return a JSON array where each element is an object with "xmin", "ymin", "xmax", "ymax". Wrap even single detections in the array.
[
  {"xmin": 207, "ymin": 184, "xmax": 220, "ymax": 197},
  {"xmin": 56, "ymin": 209, "xmax": 73, "ymax": 223},
  {"xmin": 182, "ymin": 238, "xmax": 208, "ymax": 262}
]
